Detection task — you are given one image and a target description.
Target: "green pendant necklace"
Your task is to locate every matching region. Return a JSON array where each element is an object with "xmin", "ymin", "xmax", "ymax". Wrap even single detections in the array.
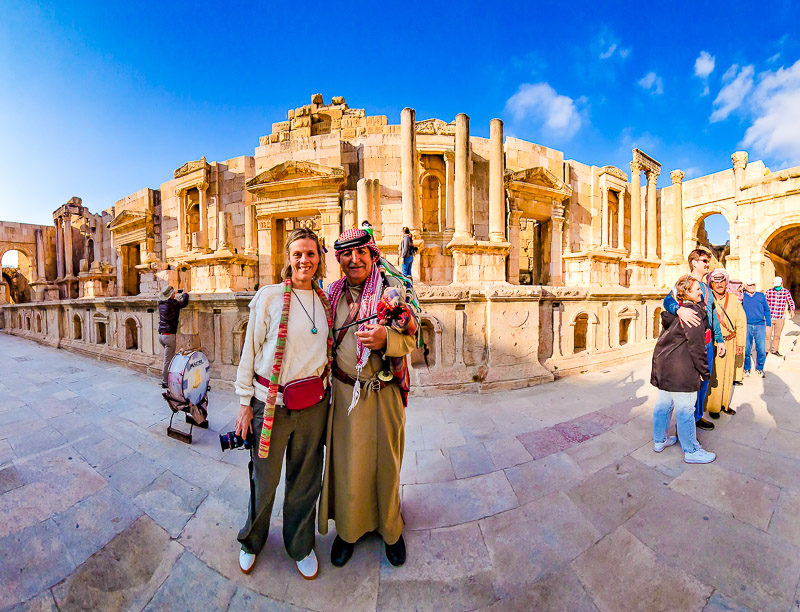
[{"xmin": 292, "ymin": 289, "xmax": 318, "ymax": 334}]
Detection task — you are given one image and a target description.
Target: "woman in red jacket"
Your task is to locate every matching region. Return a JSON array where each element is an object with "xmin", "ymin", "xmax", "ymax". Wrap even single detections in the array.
[{"xmin": 651, "ymin": 275, "xmax": 716, "ymax": 464}]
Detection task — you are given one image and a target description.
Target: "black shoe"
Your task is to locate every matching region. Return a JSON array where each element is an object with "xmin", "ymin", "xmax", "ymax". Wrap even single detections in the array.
[
  {"xmin": 161, "ymin": 383, "xmax": 168, "ymax": 389},
  {"xmin": 330, "ymin": 536, "xmax": 354, "ymax": 568},
  {"xmin": 733, "ymin": 381, "xmax": 743, "ymax": 386},
  {"xmin": 696, "ymin": 418, "xmax": 715, "ymax": 431},
  {"xmin": 722, "ymin": 407, "xmax": 737, "ymax": 415},
  {"xmin": 709, "ymin": 412, "xmax": 720, "ymax": 420},
  {"xmin": 385, "ymin": 535, "xmax": 406, "ymax": 567},
  {"xmin": 773, "ymin": 351, "xmax": 783, "ymax": 358}
]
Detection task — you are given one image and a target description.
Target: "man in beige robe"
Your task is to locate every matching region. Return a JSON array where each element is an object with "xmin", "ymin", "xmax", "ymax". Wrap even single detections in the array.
[
  {"xmin": 319, "ymin": 228, "xmax": 417, "ymax": 568},
  {"xmin": 706, "ymin": 269, "xmax": 746, "ymax": 416}
]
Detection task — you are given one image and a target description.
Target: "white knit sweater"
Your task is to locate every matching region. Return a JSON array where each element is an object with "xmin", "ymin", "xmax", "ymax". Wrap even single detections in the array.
[{"xmin": 234, "ymin": 284, "xmax": 329, "ymax": 407}]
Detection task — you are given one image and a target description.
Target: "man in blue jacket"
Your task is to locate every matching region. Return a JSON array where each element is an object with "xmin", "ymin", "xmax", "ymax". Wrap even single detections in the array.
[
  {"xmin": 741, "ymin": 278, "xmax": 771, "ymax": 377},
  {"xmin": 663, "ymin": 248, "xmax": 726, "ymax": 431}
]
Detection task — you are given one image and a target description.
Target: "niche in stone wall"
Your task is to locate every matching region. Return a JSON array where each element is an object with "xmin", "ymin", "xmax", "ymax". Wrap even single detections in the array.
[
  {"xmin": 36, "ymin": 313, "xmax": 42, "ymax": 333},
  {"xmin": 124, "ymin": 318, "xmax": 138, "ymax": 350},
  {"xmin": 573, "ymin": 314, "xmax": 588, "ymax": 353},
  {"xmin": 652, "ymin": 307, "xmax": 662, "ymax": 338},
  {"xmin": 73, "ymin": 314, "xmax": 83, "ymax": 340},
  {"xmin": 96, "ymin": 321, "xmax": 107, "ymax": 345},
  {"xmin": 410, "ymin": 318, "xmax": 438, "ymax": 368},
  {"xmin": 619, "ymin": 318, "xmax": 632, "ymax": 346},
  {"xmin": 231, "ymin": 317, "xmax": 249, "ymax": 366},
  {"xmin": 421, "ymin": 174, "xmax": 442, "ymax": 232}
]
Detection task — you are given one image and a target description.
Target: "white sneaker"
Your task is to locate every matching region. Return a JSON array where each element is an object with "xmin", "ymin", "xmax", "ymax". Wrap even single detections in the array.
[
  {"xmin": 654, "ymin": 436, "xmax": 678, "ymax": 453},
  {"xmin": 684, "ymin": 448, "xmax": 716, "ymax": 464},
  {"xmin": 239, "ymin": 548, "xmax": 256, "ymax": 574},
  {"xmin": 757, "ymin": 370, "xmax": 765, "ymax": 378},
  {"xmin": 296, "ymin": 549, "xmax": 318, "ymax": 580}
]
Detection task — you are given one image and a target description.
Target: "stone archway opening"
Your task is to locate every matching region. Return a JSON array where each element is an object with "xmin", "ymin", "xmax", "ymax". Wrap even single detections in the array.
[
  {"xmin": 695, "ymin": 213, "xmax": 730, "ymax": 267},
  {"xmin": 764, "ymin": 223, "xmax": 800, "ymax": 305},
  {"xmin": 1, "ymin": 249, "xmax": 33, "ymax": 304}
]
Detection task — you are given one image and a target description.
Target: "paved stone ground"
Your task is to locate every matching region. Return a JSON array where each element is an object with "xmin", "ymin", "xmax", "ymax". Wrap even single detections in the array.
[{"xmin": 2, "ymin": 317, "xmax": 800, "ymax": 612}]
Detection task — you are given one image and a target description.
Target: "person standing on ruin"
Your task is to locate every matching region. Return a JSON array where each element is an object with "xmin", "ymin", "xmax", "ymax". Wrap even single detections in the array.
[
  {"xmin": 705, "ymin": 269, "xmax": 746, "ymax": 417},
  {"xmin": 663, "ymin": 248, "xmax": 725, "ymax": 431},
  {"xmin": 319, "ymin": 228, "xmax": 418, "ymax": 569},
  {"xmin": 741, "ymin": 279, "xmax": 770, "ymax": 378},
  {"xmin": 233, "ymin": 228, "xmax": 333, "ymax": 580},
  {"xmin": 764, "ymin": 276, "xmax": 796, "ymax": 357},
  {"xmin": 158, "ymin": 285, "xmax": 189, "ymax": 388},
  {"xmin": 651, "ymin": 275, "xmax": 716, "ymax": 464},
  {"xmin": 398, "ymin": 226, "xmax": 415, "ymax": 278}
]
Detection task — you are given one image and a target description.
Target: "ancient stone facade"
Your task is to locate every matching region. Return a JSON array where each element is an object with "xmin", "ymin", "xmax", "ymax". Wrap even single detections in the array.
[{"xmin": 3, "ymin": 95, "xmax": 799, "ymax": 394}]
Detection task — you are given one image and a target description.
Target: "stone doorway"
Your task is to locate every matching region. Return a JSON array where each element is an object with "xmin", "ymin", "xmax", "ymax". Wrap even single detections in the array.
[
  {"xmin": 269, "ymin": 215, "xmax": 321, "ymax": 284},
  {"xmin": 120, "ymin": 244, "xmax": 141, "ymax": 296},
  {"xmin": 763, "ymin": 224, "xmax": 800, "ymax": 304},
  {"xmin": 519, "ymin": 219, "xmax": 545, "ymax": 285},
  {"xmin": 1, "ymin": 250, "xmax": 33, "ymax": 304}
]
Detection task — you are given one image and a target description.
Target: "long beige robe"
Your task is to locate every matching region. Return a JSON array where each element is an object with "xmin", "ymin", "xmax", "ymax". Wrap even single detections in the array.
[
  {"xmin": 706, "ymin": 292, "xmax": 747, "ymax": 414},
  {"xmin": 318, "ymin": 282, "xmax": 416, "ymax": 544}
]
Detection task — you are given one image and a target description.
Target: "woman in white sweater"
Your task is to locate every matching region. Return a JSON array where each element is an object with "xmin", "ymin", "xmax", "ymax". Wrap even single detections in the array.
[{"xmin": 233, "ymin": 227, "xmax": 333, "ymax": 580}]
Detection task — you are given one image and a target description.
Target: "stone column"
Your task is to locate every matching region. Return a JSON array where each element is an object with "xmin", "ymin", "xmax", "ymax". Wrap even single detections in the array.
[
  {"xmin": 93, "ymin": 222, "xmax": 103, "ymax": 266},
  {"xmin": 369, "ymin": 179, "xmax": 382, "ymax": 239},
  {"xmin": 401, "ymin": 108, "xmax": 417, "ymax": 234},
  {"xmin": 55, "ymin": 218, "xmax": 65, "ymax": 280},
  {"xmin": 198, "ymin": 183, "xmax": 209, "ymax": 249},
  {"xmin": 507, "ymin": 208, "xmax": 522, "ymax": 284},
  {"xmin": 444, "ymin": 151, "xmax": 455, "ymax": 231},
  {"xmin": 177, "ymin": 188, "xmax": 187, "ymax": 251},
  {"xmin": 64, "ymin": 214, "xmax": 75, "ymax": 278},
  {"xmin": 35, "ymin": 229, "xmax": 46, "ymax": 280},
  {"xmin": 357, "ymin": 178, "xmax": 369, "ymax": 227},
  {"xmin": 646, "ymin": 170, "xmax": 659, "ymax": 259},
  {"xmin": 550, "ymin": 202, "xmax": 565, "ymax": 285},
  {"xmin": 630, "ymin": 162, "xmax": 642, "ymax": 258},
  {"xmin": 218, "ymin": 211, "xmax": 233, "ymax": 251},
  {"xmin": 341, "ymin": 191, "xmax": 357, "ymax": 229},
  {"xmin": 601, "ymin": 187, "xmax": 609, "ymax": 247},
  {"xmin": 244, "ymin": 204, "xmax": 257, "ymax": 254},
  {"xmin": 453, "ymin": 113, "xmax": 472, "ymax": 241},
  {"xmin": 669, "ymin": 170, "xmax": 684, "ymax": 260},
  {"xmin": 617, "ymin": 190, "xmax": 626, "ymax": 252},
  {"xmin": 732, "ymin": 151, "xmax": 748, "ymax": 201},
  {"xmin": 489, "ymin": 118, "xmax": 505, "ymax": 242}
]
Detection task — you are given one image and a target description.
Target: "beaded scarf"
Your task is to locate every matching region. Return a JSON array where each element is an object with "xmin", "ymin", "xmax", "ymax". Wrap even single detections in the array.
[{"xmin": 257, "ymin": 278, "xmax": 334, "ymax": 459}]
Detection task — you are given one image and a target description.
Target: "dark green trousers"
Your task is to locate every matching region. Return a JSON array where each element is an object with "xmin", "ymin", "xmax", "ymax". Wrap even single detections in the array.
[{"xmin": 237, "ymin": 389, "xmax": 329, "ymax": 560}]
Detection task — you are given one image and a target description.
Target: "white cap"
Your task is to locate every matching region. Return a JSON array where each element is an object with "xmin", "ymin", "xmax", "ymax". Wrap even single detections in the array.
[
  {"xmin": 744, "ymin": 278, "xmax": 756, "ymax": 286},
  {"xmin": 774, "ymin": 276, "xmax": 783, "ymax": 287}
]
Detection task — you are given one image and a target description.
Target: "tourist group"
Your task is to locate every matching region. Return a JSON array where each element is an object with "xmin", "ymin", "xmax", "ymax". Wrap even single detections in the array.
[{"xmin": 650, "ymin": 247, "xmax": 795, "ymax": 464}]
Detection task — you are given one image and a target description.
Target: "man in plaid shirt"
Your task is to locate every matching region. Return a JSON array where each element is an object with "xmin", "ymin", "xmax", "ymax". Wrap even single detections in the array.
[{"xmin": 765, "ymin": 276, "xmax": 796, "ymax": 357}]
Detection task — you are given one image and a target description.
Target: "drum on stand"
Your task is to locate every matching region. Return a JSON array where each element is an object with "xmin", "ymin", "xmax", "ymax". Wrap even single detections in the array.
[{"xmin": 163, "ymin": 348, "xmax": 210, "ymax": 443}]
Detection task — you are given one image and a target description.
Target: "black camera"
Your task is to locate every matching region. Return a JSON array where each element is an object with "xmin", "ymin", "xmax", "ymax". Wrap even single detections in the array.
[{"xmin": 219, "ymin": 431, "xmax": 254, "ymax": 452}]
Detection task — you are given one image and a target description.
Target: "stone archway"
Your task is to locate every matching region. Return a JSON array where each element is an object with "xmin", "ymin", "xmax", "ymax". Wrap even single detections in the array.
[
  {"xmin": 0, "ymin": 248, "xmax": 34, "ymax": 304},
  {"xmin": 759, "ymin": 222, "xmax": 800, "ymax": 304},
  {"xmin": 686, "ymin": 205, "xmax": 734, "ymax": 265}
]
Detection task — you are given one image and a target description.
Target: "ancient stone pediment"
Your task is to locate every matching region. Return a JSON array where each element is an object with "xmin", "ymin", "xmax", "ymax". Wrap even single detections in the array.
[
  {"xmin": 106, "ymin": 210, "xmax": 148, "ymax": 231},
  {"xmin": 505, "ymin": 167, "xmax": 573, "ymax": 199},
  {"xmin": 415, "ymin": 118, "xmax": 456, "ymax": 136},
  {"xmin": 599, "ymin": 166, "xmax": 628, "ymax": 182},
  {"xmin": 246, "ymin": 160, "xmax": 345, "ymax": 190},
  {"xmin": 174, "ymin": 156, "xmax": 209, "ymax": 179}
]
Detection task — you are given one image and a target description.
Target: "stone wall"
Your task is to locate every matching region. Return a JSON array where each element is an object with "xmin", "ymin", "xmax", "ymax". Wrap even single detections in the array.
[{"xmin": 1, "ymin": 289, "xmax": 664, "ymax": 395}]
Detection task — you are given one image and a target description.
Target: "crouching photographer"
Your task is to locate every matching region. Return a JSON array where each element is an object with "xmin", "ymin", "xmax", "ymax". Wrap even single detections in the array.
[{"xmin": 231, "ymin": 228, "xmax": 333, "ymax": 580}]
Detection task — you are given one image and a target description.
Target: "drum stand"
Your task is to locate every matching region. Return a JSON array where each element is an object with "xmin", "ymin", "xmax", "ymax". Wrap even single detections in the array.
[{"xmin": 162, "ymin": 391, "xmax": 209, "ymax": 444}]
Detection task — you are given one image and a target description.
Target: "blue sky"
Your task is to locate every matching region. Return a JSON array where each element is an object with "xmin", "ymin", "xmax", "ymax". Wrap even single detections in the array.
[{"xmin": 1, "ymin": 0, "xmax": 799, "ymax": 247}]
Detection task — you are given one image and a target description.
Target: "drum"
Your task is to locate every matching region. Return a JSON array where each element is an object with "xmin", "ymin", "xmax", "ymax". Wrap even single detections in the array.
[{"xmin": 167, "ymin": 348, "xmax": 210, "ymax": 405}]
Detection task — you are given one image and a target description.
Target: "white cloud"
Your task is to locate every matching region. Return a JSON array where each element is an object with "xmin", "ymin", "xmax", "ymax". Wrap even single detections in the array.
[
  {"xmin": 599, "ymin": 43, "xmax": 617, "ymax": 60},
  {"xmin": 710, "ymin": 64, "xmax": 754, "ymax": 122},
  {"xmin": 597, "ymin": 29, "xmax": 630, "ymax": 61},
  {"xmin": 505, "ymin": 82, "xmax": 582, "ymax": 139},
  {"xmin": 741, "ymin": 59, "xmax": 800, "ymax": 162},
  {"xmin": 694, "ymin": 51, "xmax": 715, "ymax": 95},
  {"xmin": 637, "ymin": 72, "xmax": 664, "ymax": 95},
  {"xmin": 694, "ymin": 51, "xmax": 715, "ymax": 79}
]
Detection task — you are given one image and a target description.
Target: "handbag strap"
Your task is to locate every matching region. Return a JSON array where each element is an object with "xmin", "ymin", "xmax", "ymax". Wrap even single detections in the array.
[{"xmin": 334, "ymin": 286, "xmax": 363, "ymax": 350}]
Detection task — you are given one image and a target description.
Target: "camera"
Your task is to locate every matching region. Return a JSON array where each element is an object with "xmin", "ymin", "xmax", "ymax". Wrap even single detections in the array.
[{"xmin": 219, "ymin": 431, "xmax": 254, "ymax": 452}]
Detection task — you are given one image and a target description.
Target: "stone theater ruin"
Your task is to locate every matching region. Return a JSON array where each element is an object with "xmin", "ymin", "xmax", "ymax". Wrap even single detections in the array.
[{"xmin": 2, "ymin": 95, "xmax": 799, "ymax": 394}]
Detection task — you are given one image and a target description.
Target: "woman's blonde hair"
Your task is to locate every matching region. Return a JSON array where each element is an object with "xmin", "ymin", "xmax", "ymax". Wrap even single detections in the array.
[
  {"xmin": 675, "ymin": 274, "xmax": 698, "ymax": 302},
  {"xmin": 281, "ymin": 227, "xmax": 326, "ymax": 283}
]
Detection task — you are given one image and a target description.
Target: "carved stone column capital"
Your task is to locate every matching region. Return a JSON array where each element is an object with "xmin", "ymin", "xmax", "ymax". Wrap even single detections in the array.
[
  {"xmin": 443, "ymin": 150, "xmax": 455, "ymax": 164},
  {"xmin": 630, "ymin": 160, "xmax": 643, "ymax": 174},
  {"xmin": 646, "ymin": 169, "xmax": 660, "ymax": 182},
  {"xmin": 731, "ymin": 151, "xmax": 748, "ymax": 171},
  {"xmin": 670, "ymin": 169, "xmax": 685, "ymax": 185}
]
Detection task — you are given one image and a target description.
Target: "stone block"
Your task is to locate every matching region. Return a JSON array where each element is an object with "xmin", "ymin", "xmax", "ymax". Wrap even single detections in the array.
[
  {"xmin": 505, "ymin": 451, "xmax": 585, "ymax": 505},
  {"xmin": 52, "ymin": 516, "xmax": 183, "ymax": 612},
  {"xmin": 144, "ymin": 551, "xmax": 236, "ymax": 611},
  {"xmin": 132, "ymin": 470, "xmax": 208, "ymax": 537},
  {"xmin": 572, "ymin": 527, "xmax": 712, "ymax": 612}
]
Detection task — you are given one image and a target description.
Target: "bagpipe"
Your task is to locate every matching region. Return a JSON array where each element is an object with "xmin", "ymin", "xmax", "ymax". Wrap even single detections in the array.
[{"xmin": 334, "ymin": 259, "xmax": 430, "ymax": 368}]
